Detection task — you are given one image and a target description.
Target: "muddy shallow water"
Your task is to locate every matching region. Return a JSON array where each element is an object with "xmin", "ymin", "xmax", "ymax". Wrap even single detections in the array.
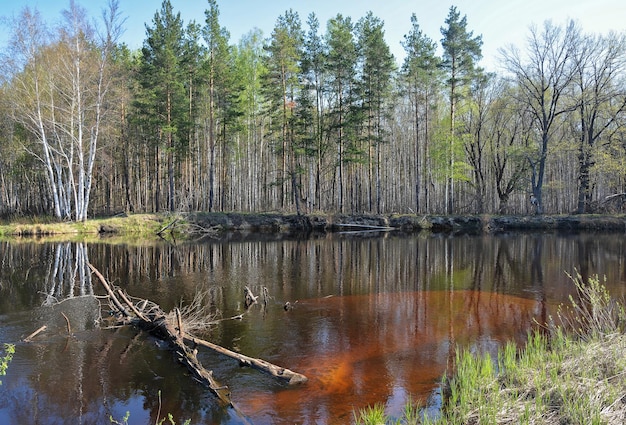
[{"xmin": 0, "ymin": 232, "xmax": 625, "ymax": 424}]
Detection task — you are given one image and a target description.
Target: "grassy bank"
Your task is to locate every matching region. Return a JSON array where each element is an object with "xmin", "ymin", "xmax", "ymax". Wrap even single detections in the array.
[
  {"xmin": 355, "ymin": 275, "xmax": 626, "ymax": 424},
  {"xmin": 0, "ymin": 213, "xmax": 168, "ymax": 240},
  {"xmin": 1, "ymin": 212, "xmax": 626, "ymax": 240}
]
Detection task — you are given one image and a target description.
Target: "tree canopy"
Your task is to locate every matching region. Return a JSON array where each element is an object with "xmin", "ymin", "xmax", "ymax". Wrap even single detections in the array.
[{"xmin": 1, "ymin": 1, "xmax": 625, "ymax": 219}]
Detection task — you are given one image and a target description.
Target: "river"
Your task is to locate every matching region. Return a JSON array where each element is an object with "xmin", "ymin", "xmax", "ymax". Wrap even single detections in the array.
[{"xmin": 0, "ymin": 231, "xmax": 625, "ymax": 424}]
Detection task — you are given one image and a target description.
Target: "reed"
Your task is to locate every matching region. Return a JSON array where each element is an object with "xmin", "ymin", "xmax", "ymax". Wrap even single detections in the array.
[
  {"xmin": 354, "ymin": 274, "xmax": 626, "ymax": 425},
  {"xmin": 353, "ymin": 403, "xmax": 388, "ymax": 425}
]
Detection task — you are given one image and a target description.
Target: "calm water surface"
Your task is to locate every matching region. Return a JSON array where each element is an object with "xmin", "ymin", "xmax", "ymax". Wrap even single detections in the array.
[{"xmin": 0, "ymin": 232, "xmax": 625, "ymax": 424}]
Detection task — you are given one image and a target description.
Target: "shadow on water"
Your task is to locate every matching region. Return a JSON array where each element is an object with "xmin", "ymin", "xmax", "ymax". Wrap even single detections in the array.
[{"xmin": 0, "ymin": 232, "xmax": 625, "ymax": 424}]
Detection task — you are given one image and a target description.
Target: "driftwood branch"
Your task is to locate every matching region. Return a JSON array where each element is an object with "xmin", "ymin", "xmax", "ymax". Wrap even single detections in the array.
[
  {"xmin": 184, "ymin": 333, "xmax": 307, "ymax": 385},
  {"xmin": 87, "ymin": 262, "xmax": 307, "ymax": 412},
  {"xmin": 175, "ymin": 308, "xmax": 184, "ymax": 337},
  {"xmin": 23, "ymin": 325, "xmax": 47, "ymax": 342},
  {"xmin": 244, "ymin": 286, "xmax": 258, "ymax": 308},
  {"xmin": 61, "ymin": 312, "xmax": 72, "ymax": 336}
]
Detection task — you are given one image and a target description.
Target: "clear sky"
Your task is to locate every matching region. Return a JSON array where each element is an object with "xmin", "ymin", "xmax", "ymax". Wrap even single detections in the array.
[{"xmin": 1, "ymin": 0, "xmax": 624, "ymax": 71}]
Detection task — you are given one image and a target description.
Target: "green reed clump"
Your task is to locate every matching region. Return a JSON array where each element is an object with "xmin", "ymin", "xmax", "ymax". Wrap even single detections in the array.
[
  {"xmin": 354, "ymin": 274, "xmax": 626, "ymax": 425},
  {"xmin": 353, "ymin": 403, "xmax": 388, "ymax": 425},
  {"xmin": 555, "ymin": 272, "xmax": 626, "ymax": 339}
]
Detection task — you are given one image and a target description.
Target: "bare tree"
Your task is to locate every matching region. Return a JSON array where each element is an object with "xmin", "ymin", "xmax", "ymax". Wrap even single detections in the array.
[
  {"xmin": 570, "ymin": 31, "xmax": 626, "ymax": 213},
  {"xmin": 500, "ymin": 20, "xmax": 580, "ymax": 214},
  {"xmin": 486, "ymin": 80, "xmax": 533, "ymax": 213}
]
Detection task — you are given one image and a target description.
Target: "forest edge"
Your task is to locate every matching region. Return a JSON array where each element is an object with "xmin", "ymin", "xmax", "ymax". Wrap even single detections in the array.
[{"xmin": 1, "ymin": 212, "xmax": 626, "ymax": 239}]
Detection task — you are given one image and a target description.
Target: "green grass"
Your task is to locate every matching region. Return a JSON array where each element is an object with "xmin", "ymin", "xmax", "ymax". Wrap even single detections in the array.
[
  {"xmin": 0, "ymin": 213, "xmax": 170, "ymax": 240},
  {"xmin": 0, "ymin": 343, "xmax": 16, "ymax": 386},
  {"xmin": 355, "ymin": 274, "xmax": 626, "ymax": 425}
]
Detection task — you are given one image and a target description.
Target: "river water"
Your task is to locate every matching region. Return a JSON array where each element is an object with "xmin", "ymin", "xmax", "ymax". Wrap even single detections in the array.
[{"xmin": 0, "ymin": 231, "xmax": 625, "ymax": 424}]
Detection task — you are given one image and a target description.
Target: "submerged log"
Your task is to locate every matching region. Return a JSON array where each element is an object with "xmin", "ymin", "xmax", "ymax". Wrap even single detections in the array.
[
  {"xmin": 184, "ymin": 334, "xmax": 308, "ymax": 385},
  {"xmin": 244, "ymin": 286, "xmax": 258, "ymax": 308},
  {"xmin": 136, "ymin": 314, "xmax": 233, "ymax": 406},
  {"xmin": 88, "ymin": 262, "xmax": 307, "ymax": 405},
  {"xmin": 88, "ymin": 262, "xmax": 233, "ymax": 406}
]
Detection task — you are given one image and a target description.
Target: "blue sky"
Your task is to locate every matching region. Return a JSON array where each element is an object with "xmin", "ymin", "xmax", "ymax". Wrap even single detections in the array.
[{"xmin": 1, "ymin": 0, "xmax": 624, "ymax": 71}]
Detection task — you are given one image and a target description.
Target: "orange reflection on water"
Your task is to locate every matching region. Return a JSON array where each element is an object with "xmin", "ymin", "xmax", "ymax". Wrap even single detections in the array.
[{"xmin": 240, "ymin": 290, "xmax": 552, "ymax": 424}]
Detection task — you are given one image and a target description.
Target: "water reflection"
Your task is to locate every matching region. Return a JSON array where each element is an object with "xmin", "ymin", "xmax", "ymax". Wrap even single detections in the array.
[
  {"xmin": 233, "ymin": 290, "xmax": 547, "ymax": 423},
  {"xmin": 0, "ymin": 232, "xmax": 625, "ymax": 424}
]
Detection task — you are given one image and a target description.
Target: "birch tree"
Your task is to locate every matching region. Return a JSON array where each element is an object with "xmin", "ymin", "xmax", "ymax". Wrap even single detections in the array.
[{"xmin": 2, "ymin": 0, "xmax": 122, "ymax": 221}]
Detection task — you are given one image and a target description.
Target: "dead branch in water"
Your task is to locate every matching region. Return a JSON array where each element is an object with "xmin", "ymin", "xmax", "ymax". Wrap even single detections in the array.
[
  {"xmin": 23, "ymin": 325, "xmax": 47, "ymax": 342},
  {"xmin": 88, "ymin": 263, "xmax": 129, "ymax": 317},
  {"xmin": 60, "ymin": 312, "xmax": 72, "ymax": 336},
  {"xmin": 184, "ymin": 333, "xmax": 307, "ymax": 385},
  {"xmin": 244, "ymin": 286, "xmax": 258, "ymax": 308},
  {"xmin": 176, "ymin": 289, "xmax": 222, "ymax": 333},
  {"xmin": 88, "ymin": 262, "xmax": 232, "ymax": 405},
  {"xmin": 87, "ymin": 262, "xmax": 307, "ymax": 407}
]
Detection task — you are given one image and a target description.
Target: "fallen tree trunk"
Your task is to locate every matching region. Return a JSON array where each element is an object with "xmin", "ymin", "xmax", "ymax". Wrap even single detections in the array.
[
  {"xmin": 335, "ymin": 223, "xmax": 394, "ymax": 231},
  {"xmin": 87, "ymin": 262, "xmax": 307, "ymax": 402},
  {"xmin": 184, "ymin": 334, "xmax": 307, "ymax": 385},
  {"xmin": 136, "ymin": 314, "xmax": 233, "ymax": 406},
  {"xmin": 88, "ymin": 263, "xmax": 232, "ymax": 406}
]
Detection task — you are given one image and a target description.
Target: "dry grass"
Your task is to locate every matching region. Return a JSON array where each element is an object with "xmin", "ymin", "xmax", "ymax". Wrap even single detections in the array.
[
  {"xmin": 356, "ymin": 274, "xmax": 626, "ymax": 425},
  {"xmin": 0, "ymin": 213, "xmax": 167, "ymax": 239},
  {"xmin": 171, "ymin": 288, "xmax": 221, "ymax": 334},
  {"xmin": 432, "ymin": 274, "xmax": 626, "ymax": 425}
]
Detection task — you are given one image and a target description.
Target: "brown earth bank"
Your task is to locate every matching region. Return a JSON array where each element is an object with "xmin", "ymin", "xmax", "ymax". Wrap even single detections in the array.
[
  {"xmin": 188, "ymin": 212, "xmax": 626, "ymax": 235},
  {"xmin": 2, "ymin": 212, "xmax": 625, "ymax": 238}
]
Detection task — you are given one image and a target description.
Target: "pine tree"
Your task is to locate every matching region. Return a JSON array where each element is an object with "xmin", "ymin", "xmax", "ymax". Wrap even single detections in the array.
[
  {"xmin": 140, "ymin": 0, "xmax": 189, "ymax": 212},
  {"xmin": 440, "ymin": 6, "xmax": 483, "ymax": 214},
  {"xmin": 301, "ymin": 13, "xmax": 328, "ymax": 211},
  {"xmin": 264, "ymin": 9, "xmax": 304, "ymax": 212},
  {"xmin": 401, "ymin": 14, "xmax": 442, "ymax": 213},
  {"xmin": 325, "ymin": 14, "xmax": 359, "ymax": 213},
  {"xmin": 202, "ymin": 0, "xmax": 232, "ymax": 211},
  {"xmin": 356, "ymin": 12, "xmax": 396, "ymax": 213}
]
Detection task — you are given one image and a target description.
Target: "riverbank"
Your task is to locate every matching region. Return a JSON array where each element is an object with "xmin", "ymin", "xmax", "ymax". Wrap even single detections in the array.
[
  {"xmin": 187, "ymin": 212, "xmax": 626, "ymax": 233},
  {"xmin": 356, "ymin": 275, "xmax": 626, "ymax": 424},
  {"xmin": 1, "ymin": 212, "xmax": 625, "ymax": 239}
]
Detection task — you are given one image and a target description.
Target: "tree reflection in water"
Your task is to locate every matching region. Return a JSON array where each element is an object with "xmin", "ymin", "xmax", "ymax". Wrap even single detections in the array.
[{"xmin": 0, "ymin": 232, "xmax": 624, "ymax": 424}]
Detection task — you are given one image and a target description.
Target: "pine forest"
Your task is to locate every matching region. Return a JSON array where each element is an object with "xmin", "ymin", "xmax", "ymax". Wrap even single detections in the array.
[{"xmin": 1, "ymin": 0, "xmax": 625, "ymax": 221}]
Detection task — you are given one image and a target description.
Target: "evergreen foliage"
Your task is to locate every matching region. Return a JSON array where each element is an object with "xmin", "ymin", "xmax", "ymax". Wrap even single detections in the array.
[{"xmin": 1, "ymin": 2, "xmax": 625, "ymax": 217}]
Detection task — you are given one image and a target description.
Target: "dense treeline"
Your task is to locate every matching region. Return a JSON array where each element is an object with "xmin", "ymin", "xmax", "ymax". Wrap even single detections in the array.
[{"xmin": 0, "ymin": 0, "xmax": 625, "ymax": 220}]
